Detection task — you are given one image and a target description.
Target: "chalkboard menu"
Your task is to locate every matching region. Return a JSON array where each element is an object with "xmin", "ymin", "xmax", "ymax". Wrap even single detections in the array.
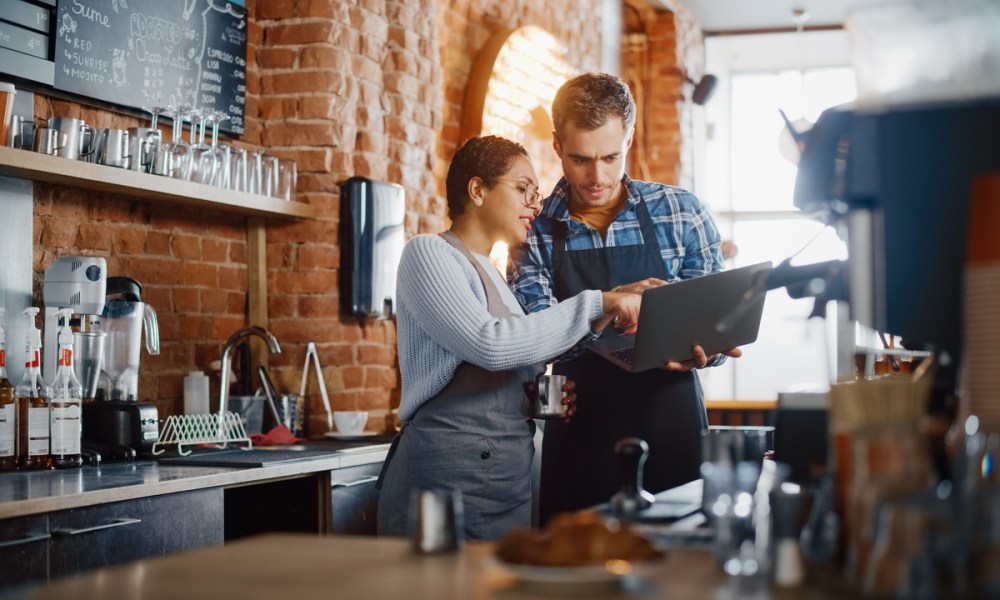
[{"xmin": 53, "ymin": 0, "xmax": 247, "ymax": 134}]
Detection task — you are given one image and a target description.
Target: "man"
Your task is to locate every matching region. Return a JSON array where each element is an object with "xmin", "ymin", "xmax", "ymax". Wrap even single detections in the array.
[{"xmin": 509, "ymin": 72, "xmax": 741, "ymax": 524}]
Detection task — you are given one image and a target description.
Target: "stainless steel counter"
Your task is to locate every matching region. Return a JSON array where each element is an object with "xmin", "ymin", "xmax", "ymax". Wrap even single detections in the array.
[{"xmin": 0, "ymin": 443, "xmax": 390, "ymax": 520}]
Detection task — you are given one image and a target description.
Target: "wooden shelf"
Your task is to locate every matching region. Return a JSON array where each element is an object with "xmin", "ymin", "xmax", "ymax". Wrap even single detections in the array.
[{"xmin": 0, "ymin": 145, "xmax": 315, "ymax": 219}]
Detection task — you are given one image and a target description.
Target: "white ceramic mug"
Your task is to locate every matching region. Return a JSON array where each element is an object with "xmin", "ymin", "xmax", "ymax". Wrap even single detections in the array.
[{"xmin": 333, "ymin": 410, "xmax": 368, "ymax": 434}]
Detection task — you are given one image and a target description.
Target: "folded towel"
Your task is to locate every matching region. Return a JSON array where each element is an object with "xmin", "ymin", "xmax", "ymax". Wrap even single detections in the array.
[{"xmin": 250, "ymin": 424, "xmax": 306, "ymax": 446}]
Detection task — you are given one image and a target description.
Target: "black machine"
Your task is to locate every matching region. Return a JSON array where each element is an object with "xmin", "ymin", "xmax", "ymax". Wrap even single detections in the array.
[{"xmin": 790, "ymin": 96, "xmax": 1000, "ymax": 417}]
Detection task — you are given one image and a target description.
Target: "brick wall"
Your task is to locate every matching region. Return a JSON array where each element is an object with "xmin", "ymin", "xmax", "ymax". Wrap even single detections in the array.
[{"xmin": 27, "ymin": 0, "xmax": 700, "ymax": 437}]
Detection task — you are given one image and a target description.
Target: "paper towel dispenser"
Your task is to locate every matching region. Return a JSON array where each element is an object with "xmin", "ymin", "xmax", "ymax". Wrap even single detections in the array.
[{"xmin": 340, "ymin": 176, "xmax": 406, "ymax": 319}]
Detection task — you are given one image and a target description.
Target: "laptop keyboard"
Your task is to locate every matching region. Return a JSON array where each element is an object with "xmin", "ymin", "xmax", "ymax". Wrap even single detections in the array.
[{"xmin": 610, "ymin": 347, "xmax": 635, "ymax": 365}]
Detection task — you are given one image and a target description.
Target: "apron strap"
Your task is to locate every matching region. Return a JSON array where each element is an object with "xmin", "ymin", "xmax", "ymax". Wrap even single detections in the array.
[{"xmin": 439, "ymin": 230, "xmax": 522, "ymax": 318}]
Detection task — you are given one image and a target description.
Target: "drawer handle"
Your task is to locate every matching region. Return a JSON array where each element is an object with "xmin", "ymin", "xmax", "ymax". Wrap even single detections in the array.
[
  {"xmin": 0, "ymin": 533, "xmax": 51, "ymax": 548},
  {"xmin": 331, "ymin": 476, "xmax": 379, "ymax": 489},
  {"xmin": 52, "ymin": 518, "xmax": 142, "ymax": 537}
]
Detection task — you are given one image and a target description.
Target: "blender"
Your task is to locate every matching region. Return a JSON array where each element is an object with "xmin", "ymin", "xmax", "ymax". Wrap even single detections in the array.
[{"xmin": 85, "ymin": 277, "xmax": 160, "ymax": 457}]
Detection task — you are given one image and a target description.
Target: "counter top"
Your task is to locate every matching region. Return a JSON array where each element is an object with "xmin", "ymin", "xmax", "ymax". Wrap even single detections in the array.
[
  {"xmin": 15, "ymin": 533, "xmax": 848, "ymax": 599},
  {"xmin": 0, "ymin": 442, "xmax": 390, "ymax": 520}
]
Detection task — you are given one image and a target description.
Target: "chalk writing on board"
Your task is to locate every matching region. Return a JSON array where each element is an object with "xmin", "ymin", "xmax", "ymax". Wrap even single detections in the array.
[{"xmin": 54, "ymin": 0, "xmax": 246, "ymax": 134}]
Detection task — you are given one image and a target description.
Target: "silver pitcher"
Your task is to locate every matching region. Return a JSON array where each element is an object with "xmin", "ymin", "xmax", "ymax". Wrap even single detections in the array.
[
  {"xmin": 127, "ymin": 127, "xmax": 161, "ymax": 172},
  {"xmin": 47, "ymin": 116, "xmax": 97, "ymax": 161},
  {"xmin": 34, "ymin": 127, "xmax": 67, "ymax": 155},
  {"xmin": 95, "ymin": 128, "xmax": 131, "ymax": 168}
]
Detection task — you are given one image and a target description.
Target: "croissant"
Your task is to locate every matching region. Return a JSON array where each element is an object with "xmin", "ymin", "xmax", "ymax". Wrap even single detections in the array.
[{"xmin": 495, "ymin": 510, "xmax": 665, "ymax": 566}]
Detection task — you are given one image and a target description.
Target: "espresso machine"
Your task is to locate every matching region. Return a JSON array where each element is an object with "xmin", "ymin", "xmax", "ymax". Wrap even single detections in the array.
[{"xmin": 84, "ymin": 277, "xmax": 161, "ymax": 458}]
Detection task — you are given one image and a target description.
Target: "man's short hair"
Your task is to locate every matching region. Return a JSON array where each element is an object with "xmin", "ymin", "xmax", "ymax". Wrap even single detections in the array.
[{"xmin": 551, "ymin": 73, "xmax": 637, "ymax": 140}]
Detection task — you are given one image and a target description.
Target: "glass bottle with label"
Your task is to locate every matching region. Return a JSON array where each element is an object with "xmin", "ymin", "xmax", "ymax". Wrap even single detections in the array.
[
  {"xmin": 16, "ymin": 307, "xmax": 50, "ymax": 470},
  {"xmin": 0, "ymin": 308, "xmax": 16, "ymax": 471},
  {"xmin": 50, "ymin": 308, "xmax": 82, "ymax": 469}
]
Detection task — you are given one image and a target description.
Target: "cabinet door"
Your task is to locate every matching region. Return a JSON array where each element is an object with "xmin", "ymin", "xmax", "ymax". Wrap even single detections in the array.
[
  {"xmin": 0, "ymin": 514, "xmax": 49, "ymax": 588},
  {"xmin": 49, "ymin": 488, "xmax": 224, "ymax": 580},
  {"xmin": 330, "ymin": 462, "xmax": 382, "ymax": 536}
]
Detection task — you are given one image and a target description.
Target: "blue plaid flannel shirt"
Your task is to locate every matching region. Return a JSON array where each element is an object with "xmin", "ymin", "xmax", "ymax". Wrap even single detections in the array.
[{"xmin": 508, "ymin": 175, "xmax": 726, "ymax": 363}]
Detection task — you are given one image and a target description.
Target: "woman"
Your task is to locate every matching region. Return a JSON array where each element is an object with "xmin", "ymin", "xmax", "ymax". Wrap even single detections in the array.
[{"xmin": 376, "ymin": 136, "xmax": 641, "ymax": 541}]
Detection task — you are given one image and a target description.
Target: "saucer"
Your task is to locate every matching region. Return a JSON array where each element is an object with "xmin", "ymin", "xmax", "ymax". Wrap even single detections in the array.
[{"xmin": 323, "ymin": 431, "xmax": 378, "ymax": 441}]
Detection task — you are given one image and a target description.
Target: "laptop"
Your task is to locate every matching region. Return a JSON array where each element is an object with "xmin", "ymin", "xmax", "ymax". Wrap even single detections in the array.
[{"xmin": 589, "ymin": 262, "xmax": 772, "ymax": 372}]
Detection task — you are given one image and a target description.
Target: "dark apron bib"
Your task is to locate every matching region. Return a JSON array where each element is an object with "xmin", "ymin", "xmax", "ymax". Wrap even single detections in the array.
[{"xmin": 540, "ymin": 197, "xmax": 708, "ymax": 524}]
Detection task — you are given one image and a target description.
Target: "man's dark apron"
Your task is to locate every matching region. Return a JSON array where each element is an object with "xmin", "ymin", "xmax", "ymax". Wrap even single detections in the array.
[
  {"xmin": 376, "ymin": 231, "xmax": 538, "ymax": 540},
  {"xmin": 539, "ymin": 197, "xmax": 709, "ymax": 525}
]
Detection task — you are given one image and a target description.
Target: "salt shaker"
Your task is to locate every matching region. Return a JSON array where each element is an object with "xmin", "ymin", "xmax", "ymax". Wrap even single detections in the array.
[{"xmin": 771, "ymin": 486, "xmax": 806, "ymax": 588}]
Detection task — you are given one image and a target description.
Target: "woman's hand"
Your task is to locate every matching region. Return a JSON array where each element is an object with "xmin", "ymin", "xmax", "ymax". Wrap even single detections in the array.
[
  {"xmin": 594, "ymin": 291, "xmax": 642, "ymax": 335},
  {"xmin": 524, "ymin": 379, "xmax": 578, "ymax": 421},
  {"xmin": 559, "ymin": 379, "xmax": 578, "ymax": 422}
]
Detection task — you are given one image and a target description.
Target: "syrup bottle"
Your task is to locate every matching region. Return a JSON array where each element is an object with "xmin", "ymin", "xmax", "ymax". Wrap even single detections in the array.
[
  {"xmin": 0, "ymin": 308, "xmax": 16, "ymax": 471},
  {"xmin": 16, "ymin": 307, "xmax": 50, "ymax": 470},
  {"xmin": 50, "ymin": 308, "xmax": 83, "ymax": 469}
]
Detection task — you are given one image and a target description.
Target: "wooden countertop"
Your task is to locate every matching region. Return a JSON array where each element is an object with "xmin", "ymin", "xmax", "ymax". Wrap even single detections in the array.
[{"xmin": 18, "ymin": 533, "xmax": 851, "ymax": 599}]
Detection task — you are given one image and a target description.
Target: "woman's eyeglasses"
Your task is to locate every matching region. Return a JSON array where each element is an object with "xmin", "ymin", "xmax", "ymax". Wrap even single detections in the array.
[{"xmin": 495, "ymin": 178, "xmax": 542, "ymax": 207}]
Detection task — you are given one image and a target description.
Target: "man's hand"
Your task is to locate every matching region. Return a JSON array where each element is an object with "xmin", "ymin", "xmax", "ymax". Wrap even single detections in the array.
[
  {"xmin": 612, "ymin": 277, "xmax": 667, "ymax": 295},
  {"xmin": 664, "ymin": 345, "xmax": 743, "ymax": 372}
]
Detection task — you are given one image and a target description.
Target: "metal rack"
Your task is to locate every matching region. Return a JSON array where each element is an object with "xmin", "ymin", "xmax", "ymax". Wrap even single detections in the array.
[{"xmin": 152, "ymin": 411, "xmax": 252, "ymax": 456}]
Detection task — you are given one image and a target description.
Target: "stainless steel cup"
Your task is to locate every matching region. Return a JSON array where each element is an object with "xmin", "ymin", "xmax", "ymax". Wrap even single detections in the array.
[
  {"xmin": 35, "ymin": 127, "xmax": 67, "ymax": 155},
  {"xmin": 47, "ymin": 117, "xmax": 97, "ymax": 161},
  {"xmin": 409, "ymin": 489, "xmax": 464, "ymax": 554},
  {"xmin": 127, "ymin": 127, "xmax": 161, "ymax": 172},
  {"xmin": 95, "ymin": 128, "xmax": 131, "ymax": 168},
  {"xmin": 531, "ymin": 373, "xmax": 569, "ymax": 419}
]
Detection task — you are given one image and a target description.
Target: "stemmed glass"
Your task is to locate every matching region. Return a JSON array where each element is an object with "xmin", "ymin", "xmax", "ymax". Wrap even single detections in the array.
[
  {"xmin": 142, "ymin": 105, "xmax": 168, "ymax": 131},
  {"xmin": 207, "ymin": 110, "xmax": 231, "ymax": 188},
  {"xmin": 189, "ymin": 109, "xmax": 216, "ymax": 185},
  {"xmin": 166, "ymin": 105, "xmax": 193, "ymax": 180}
]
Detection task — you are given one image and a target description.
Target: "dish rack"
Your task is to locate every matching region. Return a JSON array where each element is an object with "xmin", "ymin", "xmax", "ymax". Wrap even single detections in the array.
[{"xmin": 152, "ymin": 411, "xmax": 252, "ymax": 456}]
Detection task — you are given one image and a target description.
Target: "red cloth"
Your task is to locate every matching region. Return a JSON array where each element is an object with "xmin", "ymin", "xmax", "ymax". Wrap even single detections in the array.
[{"xmin": 250, "ymin": 425, "xmax": 306, "ymax": 446}]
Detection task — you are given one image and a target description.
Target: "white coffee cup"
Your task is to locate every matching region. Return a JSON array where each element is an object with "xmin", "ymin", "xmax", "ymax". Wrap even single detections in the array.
[{"xmin": 334, "ymin": 410, "xmax": 368, "ymax": 434}]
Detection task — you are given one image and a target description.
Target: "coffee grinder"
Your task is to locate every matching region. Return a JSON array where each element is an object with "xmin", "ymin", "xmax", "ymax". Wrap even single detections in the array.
[
  {"xmin": 42, "ymin": 257, "xmax": 107, "ymax": 386},
  {"xmin": 85, "ymin": 277, "xmax": 161, "ymax": 458}
]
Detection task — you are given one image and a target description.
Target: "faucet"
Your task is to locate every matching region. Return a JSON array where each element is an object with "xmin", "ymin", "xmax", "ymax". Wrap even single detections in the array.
[{"xmin": 218, "ymin": 325, "xmax": 282, "ymax": 416}]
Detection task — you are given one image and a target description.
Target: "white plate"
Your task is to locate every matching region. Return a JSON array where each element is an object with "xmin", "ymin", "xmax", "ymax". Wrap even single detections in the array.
[
  {"xmin": 323, "ymin": 431, "xmax": 378, "ymax": 441},
  {"xmin": 492, "ymin": 557, "xmax": 661, "ymax": 592}
]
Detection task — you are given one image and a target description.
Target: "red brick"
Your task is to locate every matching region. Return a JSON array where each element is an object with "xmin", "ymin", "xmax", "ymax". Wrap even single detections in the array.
[
  {"xmin": 259, "ymin": 97, "xmax": 300, "ymax": 121},
  {"xmin": 171, "ymin": 234, "xmax": 202, "ymax": 260},
  {"xmin": 40, "ymin": 218, "xmax": 80, "ymax": 249},
  {"xmin": 202, "ymin": 239, "xmax": 228, "ymax": 263},
  {"xmin": 257, "ymin": 47, "xmax": 298, "ymax": 69},
  {"xmin": 340, "ymin": 365, "xmax": 363, "ymax": 389},
  {"xmin": 256, "ymin": 0, "xmax": 297, "ymax": 21},
  {"xmin": 295, "ymin": 245, "xmax": 338, "ymax": 269},
  {"xmin": 183, "ymin": 263, "xmax": 218, "ymax": 287},
  {"xmin": 201, "ymin": 288, "xmax": 231, "ymax": 313},
  {"xmin": 300, "ymin": 45, "xmax": 351, "ymax": 70},
  {"xmin": 76, "ymin": 223, "xmax": 113, "ymax": 252},
  {"xmin": 146, "ymin": 232, "xmax": 171, "ymax": 256},
  {"xmin": 298, "ymin": 295, "xmax": 338, "ymax": 317},
  {"xmin": 113, "ymin": 228, "xmax": 146, "ymax": 254},
  {"xmin": 173, "ymin": 288, "xmax": 200, "ymax": 313},
  {"xmin": 267, "ymin": 21, "xmax": 337, "ymax": 46},
  {"xmin": 260, "ymin": 120, "xmax": 343, "ymax": 146},
  {"xmin": 358, "ymin": 344, "xmax": 395, "ymax": 366}
]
